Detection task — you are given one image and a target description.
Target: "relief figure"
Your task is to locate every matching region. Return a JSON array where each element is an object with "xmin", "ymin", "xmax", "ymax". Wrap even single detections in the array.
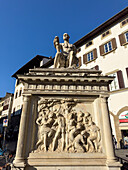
[
  {"xmin": 52, "ymin": 113, "xmax": 65, "ymax": 151},
  {"xmin": 36, "ymin": 113, "xmax": 51, "ymax": 151},
  {"xmin": 35, "ymin": 98, "xmax": 102, "ymax": 153}
]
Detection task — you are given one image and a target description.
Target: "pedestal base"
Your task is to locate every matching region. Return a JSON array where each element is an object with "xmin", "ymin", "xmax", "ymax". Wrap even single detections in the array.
[
  {"xmin": 11, "ymin": 160, "xmax": 26, "ymax": 170},
  {"xmin": 24, "ymin": 152, "xmax": 121, "ymax": 170}
]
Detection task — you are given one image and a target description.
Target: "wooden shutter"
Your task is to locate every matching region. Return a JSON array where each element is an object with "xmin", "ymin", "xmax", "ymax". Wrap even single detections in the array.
[
  {"xmin": 93, "ymin": 48, "xmax": 97, "ymax": 59},
  {"xmin": 78, "ymin": 57, "xmax": 82, "ymax": 67},
  {"xmin": 126, "ymin": 68, "xmax": 128, "ymax": 78},
  {"xmin": 111, "ymin": 38, "xmax": 117, "ymax": 50},
  {"xmin": 83, "ymin": 54, "xmax": 87, "ymax": 64},
  {"xmin": 99, "ymin": 44, "xmax": 104, "ymax": 56},
  {"xmin": 117, "ymin": 70, "xmax": 125, "ymax": 89},
  {"xmin": 119, "ymin": 33, "xmax": 126, "ymax": 46}
]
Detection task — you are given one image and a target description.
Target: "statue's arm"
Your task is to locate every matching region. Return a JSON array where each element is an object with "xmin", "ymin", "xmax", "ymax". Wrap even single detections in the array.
[
  {"xmin": 36, "ymin": 117, "xmax": 42, "ymax": 125},
  {"xmin": 53, "ymin": 36, "xmax": 61, "ymax": 53}
]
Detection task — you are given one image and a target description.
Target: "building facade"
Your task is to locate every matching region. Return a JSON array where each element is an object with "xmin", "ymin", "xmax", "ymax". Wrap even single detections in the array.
[
  {"xmin": 74, "ymin": 7, "xmax": 128, "ymax": 147},
  {"xmin": 11, "ymin": 8, "xmax": 128, "ymax": 148},
  {"xmin": 11, "ymin": 55, "xmax": 51, "ymax": 131},
  {"xmin": 0, "ymin": 93, "xmax": 14, "ymax": 133}
]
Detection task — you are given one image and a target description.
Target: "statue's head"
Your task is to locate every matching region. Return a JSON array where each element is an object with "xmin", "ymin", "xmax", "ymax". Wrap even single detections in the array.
[{"xmin": 63, "ymin": 33, "xmax": 70, "ymax": 41}]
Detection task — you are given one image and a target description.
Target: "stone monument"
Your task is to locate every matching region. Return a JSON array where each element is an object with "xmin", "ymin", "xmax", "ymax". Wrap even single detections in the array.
[
  {"xmin": 12, "ymin": 34, "xmax": 121, "ymax": 170},
  {"xmin": 53, "ymin": 33, "xmax": 78, "ymax": 68}
]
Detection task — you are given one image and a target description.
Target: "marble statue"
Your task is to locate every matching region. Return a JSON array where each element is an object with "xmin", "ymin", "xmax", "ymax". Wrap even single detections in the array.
[
  {"xmin": 53, "ymin": 33, "xmax": 79, "ymax": 68},
  {"xmin": 35, "ymin": 98, "xmax": 102, "ymax": 153}
]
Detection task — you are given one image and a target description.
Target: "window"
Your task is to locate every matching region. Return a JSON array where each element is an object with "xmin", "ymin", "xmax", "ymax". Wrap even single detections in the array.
[
  {"xmin": 15, "ymin": 91, "xmax": 18, "ymax": 99},
  {"xmin": 125, "ymin": 32, "xmax": 128, "ymax": 43},
  {"xmin": 104, "ymin": 41, "xmax": 112, "ymax": 53},
  {"xmin": 120, "ymin": 18, "xmax": 128, "ymax": 27},
  {"xmin": 87, "ymin": 51, "xmax": 93, "ymax": 62},
  {"xmin": 77, "ymin": 48, "xmax": 81, "ymax": 53},
  {"xmin": 119, "ymin": 32, "xmax": 128, "ymax": 46},
  {"xmin": 99, "ymin": 38, "xmax": 117, "ymax": 56},
  {"xmin": 3, "ymin": 105, "xmax": 9, "ymax": 111},
  {"xmin": 109, "ymin": 73, "xmax": 119, "ymax": 91},
  {"xmin": 86, "ymin": 41, "xmax": 93, "ymax": 48},
  {"xmin": 83, "ymin": 48, "xmax": 97, "ymax": 64},
  {"xmin": 109, "ymin": 70, "xmax": 125, "ymax": 91},
  {"xmin": 19, "ymin": 89, "xmax": 22, "ymax": 97},
  {"xmin": 101, "ymin": 30, "xmax": 111, "ymax": 39}
]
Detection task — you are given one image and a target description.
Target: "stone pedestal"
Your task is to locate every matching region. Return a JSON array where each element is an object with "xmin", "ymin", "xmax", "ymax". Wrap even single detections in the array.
[{"xmin": 12, "ymin": 68, "xmax": 121, "ymax": 170}]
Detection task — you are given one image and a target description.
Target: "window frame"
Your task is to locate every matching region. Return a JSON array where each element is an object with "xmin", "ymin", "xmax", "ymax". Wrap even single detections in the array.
[
  {"xmin": 101, "ymin": 29, "xmax": 111, "ymax": 39},
  {"xmin": 77, "ymin": 48, "xmax": 81, "ymax": 53},
  {"xmin": 87, "ymin": 51, "xmax": 94, "ymax": 62},
  {"xmin": 19, "ymin": 88, "xmax": 22, "ymax": 97},
  {"xmin": 108, "ymin": 70, "xmax": 125, "ymax": 91},
  {"xmin": 99, "ymin": 38, "xmax": 117, "ymax": 56},
  {"xmin": 15, "ymin": 91, "xmax": 18, "ymax": 99},
  {"xmin": 120, "ymin": 17, "xmax": 128, "ymax": 28},
  {"xmin": 104, "ymin": 41, "xmax": 112, "ymax": 53},
  {"xmin": 109, "ymin": 72, "xmax": 119, "ymax": 91},
  {"xmin": 119, "ymin": 31, "xmax": 128, "ymax": 46},
  {"xmin": 85, "ymin": 40, "xmax": 93, "ymax": 49},
  {"xmin": 83, "ymin": 48, "xmax": 97, "ymax": 64},
  {"xmin": 125, "ymin": 32, "xmax": 128, "ymax": 43}
]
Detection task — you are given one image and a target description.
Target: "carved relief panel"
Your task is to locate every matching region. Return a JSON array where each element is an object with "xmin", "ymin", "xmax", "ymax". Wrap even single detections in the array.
[{"xmin": 35, "ymin": 98, "xmax": 102, "ymax": 153}]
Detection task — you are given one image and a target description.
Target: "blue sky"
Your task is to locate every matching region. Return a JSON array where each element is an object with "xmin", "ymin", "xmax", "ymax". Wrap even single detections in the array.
[{"xmin": 0, "ymin": 0, "xmax": 127, "ymax": 97}]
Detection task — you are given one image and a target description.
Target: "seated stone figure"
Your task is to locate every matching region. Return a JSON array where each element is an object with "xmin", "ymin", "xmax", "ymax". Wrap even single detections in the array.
[{"xmin": 53, "ymin": 33, "xmax": 78, "ymax": 68}]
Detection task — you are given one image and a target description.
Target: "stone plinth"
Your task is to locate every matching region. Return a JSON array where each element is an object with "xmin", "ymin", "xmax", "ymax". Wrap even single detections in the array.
[{"xmin": 12, "ymin": 68, "xmax": 121, "ymax": 170}]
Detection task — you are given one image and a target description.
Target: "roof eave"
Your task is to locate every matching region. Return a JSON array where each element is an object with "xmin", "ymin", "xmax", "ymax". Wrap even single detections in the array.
[
  {"xmin": 12, "ymin": 55, "xmax": 50, "ymax": 78},
  {"xmin": 74, "ymin": 7, "xmax": 128, "ymax": 48}
]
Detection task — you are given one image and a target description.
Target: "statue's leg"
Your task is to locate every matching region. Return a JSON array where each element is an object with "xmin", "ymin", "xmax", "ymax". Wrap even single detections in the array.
[
  {"xmin": 65, "ymin": 131, "xmax": 69, "ymax": 149},
  {"xmin": 52, "ymin": 129, "xmax": 60, "ymax": 151},
  {"xmin": 44, "ymin": 134, "xmax": 47, "ymax": 151},
  {"xmin": 87, "ymin": 138, "xmax": 94, "ymax": 152},
  {"xmin": 54, "ymin": 53, "xmax": 61, "ymax": 68},
  {"xmin": 69, "ymin": 51, "xmax": 79, "ymax": 68},
  {"xmin": 61, "ymin": 128, "xmax": 65, "ymax": 151},
  {"xmin": 68, "ymin": 51, "xmax": 74, "ymax": 68},
  {"xmin": 94, "ymin": 140, "xmax": 98, "ymax": 152},
  {"xmin": 36, "ymin": 135, "xmax": 44, "ymax": 147},
  {"xmin": 60, "ymin": 54, "xmax": 66, "ymax": 68}
]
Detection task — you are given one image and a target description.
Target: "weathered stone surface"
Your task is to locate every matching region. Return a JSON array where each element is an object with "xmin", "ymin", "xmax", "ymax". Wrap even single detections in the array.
[
  {"xmin": 53, "ymin": 33, "xmax": 78, "ymax": 68},
  {"xmin": 12, "ymin": 68, "xmax": 121, "ymax": 170},
  {"xmin": 35, "ymin": 98, "xmax": 102, "ymax": 153}
]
